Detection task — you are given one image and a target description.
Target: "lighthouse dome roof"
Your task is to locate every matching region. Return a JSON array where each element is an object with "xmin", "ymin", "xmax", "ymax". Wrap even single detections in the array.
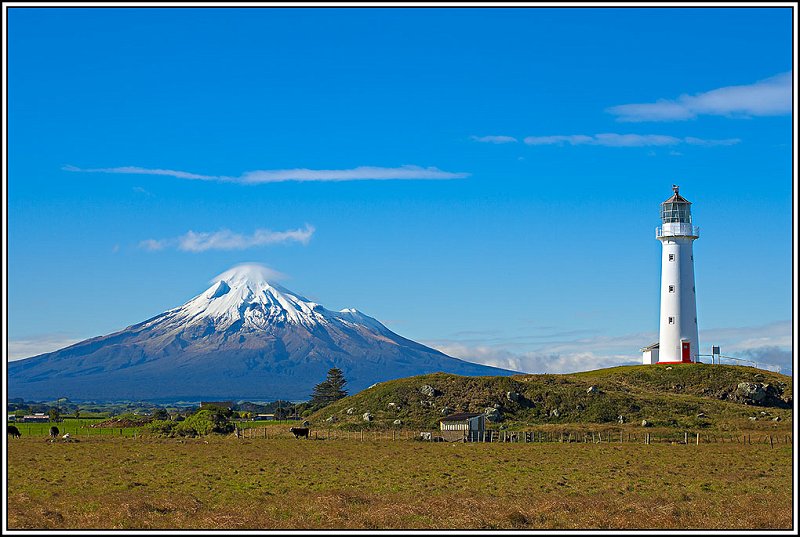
[{"xmin": 662, "ymin": 185, "xmax": 691, "ymax": 205}]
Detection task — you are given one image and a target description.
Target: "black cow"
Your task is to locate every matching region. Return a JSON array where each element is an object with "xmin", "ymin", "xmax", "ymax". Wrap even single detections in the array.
[
  {"xmin": 8, "ymin": 425, "xmax": 21, "ymax": 438},
  {"xmin": 49, "ymin": 426, "xmax": 60, "ymax": 438},
  {"xmin": 289, "ymin": 427, "xmax": 310, "ymax": 439}
]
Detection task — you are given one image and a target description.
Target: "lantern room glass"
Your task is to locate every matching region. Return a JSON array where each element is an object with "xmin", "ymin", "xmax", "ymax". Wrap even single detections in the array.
[{"xmin": 660, "ymin": 202, "xmax": 692, "ymax": 224}]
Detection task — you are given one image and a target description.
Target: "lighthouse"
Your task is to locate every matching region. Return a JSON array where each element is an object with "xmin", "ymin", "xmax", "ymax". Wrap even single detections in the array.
[{"xmin": 653, "ymin": 185, "xmax": 700, "ymax": 364}]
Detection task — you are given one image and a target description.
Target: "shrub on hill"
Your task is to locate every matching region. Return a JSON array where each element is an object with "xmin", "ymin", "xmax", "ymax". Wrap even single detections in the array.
[{"xmin": 146, "ymin": 410, "xmax": 235, "ymax": 437}]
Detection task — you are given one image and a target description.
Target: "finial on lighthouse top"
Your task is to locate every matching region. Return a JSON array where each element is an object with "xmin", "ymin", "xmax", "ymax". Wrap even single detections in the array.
[{"xmin": 672, "ymin": 184, "xmax": 680, "ymax": 195}]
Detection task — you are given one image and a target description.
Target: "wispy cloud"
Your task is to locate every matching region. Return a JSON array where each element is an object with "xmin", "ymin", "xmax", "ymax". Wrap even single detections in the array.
[
  {"xmin": 607, "ymin": 72, "xmax": 792, "ymax": 122},
  {"xmin": 140, "ymin": 224, "xmax": 315, "ymax": 253},
  {"xmin": 63, "ymin": 164, "xmax": 217, "ymax": 180},
  {"xmin": 8, "ymin": 334, "xmax": 84, "ymax": 361},
  {"xmin": 64, "ymin": 165, "xmax": 469, "ymax": 183},
  {"xmin": 470, "ymin": 135, "xmax": 519, "ymax": 144},
  {"xmin": 522, "ymin": 133, "xmax": 740, "ymax": 147}
]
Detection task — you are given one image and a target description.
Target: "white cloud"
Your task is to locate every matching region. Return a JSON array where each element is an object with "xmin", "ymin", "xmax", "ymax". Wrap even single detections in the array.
[
  {"xmin": 211, "ymin": 263, "xmax": 288, "ymax": 284},
  {"xmin": 140, "ymin": 224, "xmax": 315, "ymax": 253},
  {"xmin": 607, "ymin": 72, "xmax": 792, "ymax": 122},
  {"xmin": 64, "ymin": 164, "xmax": 469, "ymax": 183},
  {"xmin": 522, "ymin": 134, "xmax": 740, "ymax": 147},
  {"xmin": 63, "ymin": 164, "xmax": 218, "ymax": 180},
  {"xmin": 7, "ymin": 335, "xmax": 84, "ymax": 361},
  {"xmin": 470, "ymin": 135, "xmax": 518, "ymax": 144}
]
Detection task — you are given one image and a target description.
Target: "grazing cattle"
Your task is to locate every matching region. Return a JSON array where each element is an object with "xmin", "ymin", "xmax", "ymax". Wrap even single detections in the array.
[
  {"xmin": 49, "ymin": 426, "xmax": 60, "ymax": 438},
  {"xmin": 8, "ymin": 425, "xmax": 21, "ymax": 438},
  {"xmin": 289, "ymin": 427, "xmax": 310, "ymax": 439}
]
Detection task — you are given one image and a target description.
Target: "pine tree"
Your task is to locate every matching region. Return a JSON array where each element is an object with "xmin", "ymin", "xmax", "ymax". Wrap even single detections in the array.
[{"xmin": 309, "ymin": 367, "xmax": 349, "ymax": 408}]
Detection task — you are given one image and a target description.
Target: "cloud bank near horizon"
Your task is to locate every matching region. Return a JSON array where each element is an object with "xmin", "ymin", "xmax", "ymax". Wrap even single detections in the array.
[
  {"xmin": 426, "ymin": 320, "xmax": 792, "ymax": 375},
  {"xmin": 607, "ymin": 72, "xmax": 792, "ymax": 122},
  {"xmin": 63, "ymin": 164, "xmax": 469, "ymax": 183}
]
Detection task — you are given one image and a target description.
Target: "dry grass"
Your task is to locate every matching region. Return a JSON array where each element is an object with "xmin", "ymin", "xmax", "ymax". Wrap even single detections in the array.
[{"xmin": 7, "ymin": 435, "xmax": 792, "ymax": 530}]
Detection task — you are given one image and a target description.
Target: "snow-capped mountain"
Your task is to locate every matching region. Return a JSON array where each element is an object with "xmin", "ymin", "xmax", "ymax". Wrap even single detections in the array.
[{"xmin": 9, "ymin": 264, "xmax": 514, "ymax": 401}]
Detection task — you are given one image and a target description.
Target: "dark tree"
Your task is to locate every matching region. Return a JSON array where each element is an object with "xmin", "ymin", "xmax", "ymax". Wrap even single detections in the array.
[{"xmin": 309, "ymin": 368, "xmax": 349, "ymax": 408}]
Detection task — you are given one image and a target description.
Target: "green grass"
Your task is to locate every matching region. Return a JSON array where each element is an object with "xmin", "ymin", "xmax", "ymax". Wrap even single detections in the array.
[
  {"xmin": 7, "ymin": 435, "xmax": 792, "ymax": 529},
  {"xmin": 10, "ymin": 418, "xmax": 141, "ymax": 437}
]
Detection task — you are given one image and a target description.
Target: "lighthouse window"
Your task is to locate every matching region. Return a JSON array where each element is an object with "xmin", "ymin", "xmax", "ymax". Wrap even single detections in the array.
[
  {"xmin": 668, "ymin": 254, "xmax": 675, "ymax": 261},
  {"xmin": 668, "ymin": 317, "xmax": 675, "ymax": 324},
  {"xmin": 668, "ymin": 285, "xmax": 675, "ymax": 293}
]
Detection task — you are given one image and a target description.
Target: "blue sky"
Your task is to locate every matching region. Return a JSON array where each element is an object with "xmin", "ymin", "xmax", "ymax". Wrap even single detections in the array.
[{"xmin": 6, "ymin": 7, "xmax": 795, "ymax": 375}]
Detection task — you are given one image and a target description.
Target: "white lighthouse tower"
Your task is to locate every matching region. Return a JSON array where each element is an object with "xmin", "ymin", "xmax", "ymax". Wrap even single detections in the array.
[{"xmin": 655, "ymin": 185, "xmax": 700, "ymax": 363}]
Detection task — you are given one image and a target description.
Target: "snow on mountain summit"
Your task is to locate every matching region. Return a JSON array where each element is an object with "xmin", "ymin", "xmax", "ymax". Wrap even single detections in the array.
[{"xmin": 164, "ymin": 263, "xmax": 380, "ymax": 333}]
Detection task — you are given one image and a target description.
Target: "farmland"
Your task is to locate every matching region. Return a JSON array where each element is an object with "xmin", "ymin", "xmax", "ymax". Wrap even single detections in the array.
[{"xmin": 6, "ymin": 432, "xmax": 792, "ymax": 530}]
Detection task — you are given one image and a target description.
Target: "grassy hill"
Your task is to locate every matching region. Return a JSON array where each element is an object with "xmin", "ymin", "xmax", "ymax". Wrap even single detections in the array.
[{"xmin": 310, "ymin": 363, "xmax": 792, "ymax": 432}]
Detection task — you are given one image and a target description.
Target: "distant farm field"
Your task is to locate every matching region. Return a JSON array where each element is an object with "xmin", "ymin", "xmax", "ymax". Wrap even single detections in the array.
[{"xmin": 7, "ymin": 434, "xmax": 793, "ymax": 530}]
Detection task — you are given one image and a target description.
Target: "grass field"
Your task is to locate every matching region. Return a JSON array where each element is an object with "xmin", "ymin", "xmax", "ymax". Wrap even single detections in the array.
[{"xmin": 7, "ymin": 433, "xmax": 793, "ymax": 530}]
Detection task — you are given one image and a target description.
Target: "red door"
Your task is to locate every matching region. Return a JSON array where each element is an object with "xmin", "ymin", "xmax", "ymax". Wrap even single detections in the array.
[{"xmin": 681, "ymin": 341, "xmax": 691, "ymax": 363}]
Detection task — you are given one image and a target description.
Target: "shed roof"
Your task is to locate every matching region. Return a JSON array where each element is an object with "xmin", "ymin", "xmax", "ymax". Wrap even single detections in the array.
[
  {"xmin": 640, "ymin": 342, "xmax": 660, "ymax": 352},
  {"xmin": 439, "ymin": 412, "xmax": 483, "ymax": 422}
]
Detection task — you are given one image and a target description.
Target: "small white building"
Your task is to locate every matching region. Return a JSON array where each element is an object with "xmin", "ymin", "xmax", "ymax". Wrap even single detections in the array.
[
  {"xmin": 439, "ymin": 412, "xmax": 485, "ymax": 441},
  {"xmin": 641, "ymin": 342, "xmax": 659, "ymax": 365}
]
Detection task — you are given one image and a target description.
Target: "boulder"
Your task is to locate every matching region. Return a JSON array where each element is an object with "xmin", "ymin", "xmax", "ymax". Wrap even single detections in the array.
[
  {"xmin": 696, "ymin": 412, "xmax": 706, "ymax": 418},
  {"xmin": 420, "ymin": 385, "xmax": 438, "ymax": 397},
  {"xmin": 617, "ymin": 415, "xmax": 625, "ymax": 424},
  {"xmin": 387, "ymin": 402, "xmax": 400, "ymax": 410},
  {"xmin": 302, "ymin": 420, "xmax": 310, "ymax": 427},
  {"xmin": 419, "ymin": 432, "xmax": 432, "ymax": 441},
  {"xmin": 440, "ymin": 407, "xmax": 453, "ymax": 415},
  {"xmin": 735, "ymin": 382, "xmax": 771, "ymax": 405},
  {"xmin": 325, "ymin": 416, "xmax": 337, "ymax": 423},
  {"xmin": 665, "ymin": 366, "xmax": 673, "ymax": 370},
  {"xmin": 362, "ymin": 412, "xmax": 373, "ymax": 422},
  {"xmin": 506, "ymin": 391, "xmax": 520, "ymax": 402},
  {"xmin": 748, "ymin": 416, "xmax": 757, "ymax": 421},
  {"xmin": 346, "ymin": 407, "xmax": 356, "ymax": 415},
  {"xmin": 773, "ymin": 416, "xmax": 782, "ymax": 422},
  {"xmin": 420, "ymin": 400, "xmax": 433, "ymax": 408},
  {"xmin": 641, "ymin": 420, "xmax": 650, "ymax": 427},
  {"xmin": 484, "ymin": 407, "xmax": 503, "ymax": 422},
  {"xmin": 550, "ymin": 408, "xmax": 560, "ymax": 418},
  {"xmin": 586, "ymin": 385, "xmax": 599, "ymax": 394},
  {"xmin": 393, "ymin": 419, "xmax": 402, "ymax": 425}
]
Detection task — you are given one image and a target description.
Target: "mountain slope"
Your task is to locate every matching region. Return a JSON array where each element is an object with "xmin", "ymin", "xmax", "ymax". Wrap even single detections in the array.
[{"xmin": 8, "ymin": 265, "xmax": 514, "ymax": 401}]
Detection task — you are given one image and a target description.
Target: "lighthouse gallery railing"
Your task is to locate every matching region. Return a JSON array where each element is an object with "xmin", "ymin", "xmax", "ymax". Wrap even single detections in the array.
[{"xmin": 656, "ymin": 224, "xmax": 700, "ymax": 238}]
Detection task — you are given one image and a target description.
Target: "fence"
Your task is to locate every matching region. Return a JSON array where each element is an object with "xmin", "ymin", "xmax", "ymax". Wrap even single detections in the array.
[
  {"xmin": 12, "ymin": 424, "xmax": 791, "ymax": 448},
  {"xmin": 235, "ymin": 426, "xmax": 792, "ymax": 447}
]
